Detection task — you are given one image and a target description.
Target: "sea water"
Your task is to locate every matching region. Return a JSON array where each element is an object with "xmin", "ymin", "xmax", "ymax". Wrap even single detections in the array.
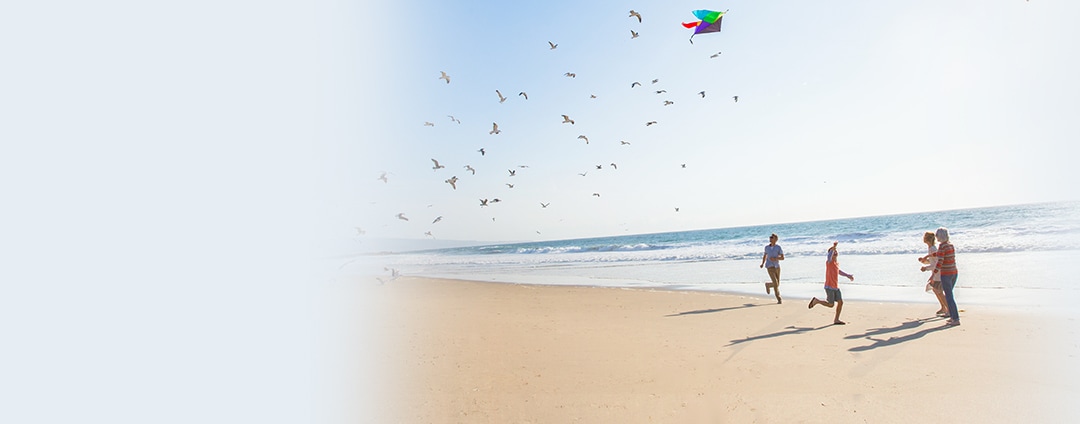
[{"xmin": 352, "ymin": 202, "xmax": 1080, "ymax": 310}]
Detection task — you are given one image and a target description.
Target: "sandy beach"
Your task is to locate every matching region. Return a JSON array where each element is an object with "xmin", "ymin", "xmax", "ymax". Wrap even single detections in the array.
[{"xmin": 371, "ymin": 277, "xmax": 1080, "ymax": 423}]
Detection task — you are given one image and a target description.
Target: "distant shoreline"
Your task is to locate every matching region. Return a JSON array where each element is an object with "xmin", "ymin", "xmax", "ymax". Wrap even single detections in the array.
[
  {"xmin": 359, "ymin": 250, "xmax": 1080, "ymax": 314},
  {"xmin": 355, "ymin": 200, "xmax": 1079, "ymax": 251}
]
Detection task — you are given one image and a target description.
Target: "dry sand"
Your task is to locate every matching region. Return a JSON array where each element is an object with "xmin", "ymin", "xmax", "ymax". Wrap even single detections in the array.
[{"xmin": 371, "ymin": 277, "xmax": 1080, "ymax": 423}]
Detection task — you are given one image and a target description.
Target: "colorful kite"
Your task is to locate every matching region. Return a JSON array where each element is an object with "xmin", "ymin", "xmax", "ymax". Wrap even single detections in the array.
[{"xmin": 682, "ymin": 9, "xmax": 727, "ymax": 43}]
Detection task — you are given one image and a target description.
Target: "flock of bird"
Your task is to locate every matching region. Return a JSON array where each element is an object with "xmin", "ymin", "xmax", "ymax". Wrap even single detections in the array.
[{"xmin": 363, "ymin": 9, "xmax": 741, "ymax": 244}]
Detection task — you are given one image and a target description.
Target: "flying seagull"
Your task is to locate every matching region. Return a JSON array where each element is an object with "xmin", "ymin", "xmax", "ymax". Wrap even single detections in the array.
[
  {"xmin": 439, "ymin": 71, "xmax": 450, "ymax": 84},
  {"xmin": 431, "ymin": 158, "xmax": 445, "ymax": 170},
  {"xmin": 447, "ymin": 115, "xmax": 461, "ymax": 123},
  {"xmin": 630, "ymin": 30, "xmax": 639, "ymax": 39},
  {"xmin": 432, "ymin": 216, "xmax": 443, "ymax": 224},
  {"xmin": 561, "ymin": 114, "xmax": 575, "ymax": 124},
  {"xmin": 377, "ymin": 172, "xmax": 389, "ymax": 183},
  {"xmin": 592, "ymin": 193, "xmax": 601, "ymax": 197},
  {"xmin": 423, "ymin": 121, "xmax": 434, "ymax": 127},
  {"xmin": 629, "ymin": 10, "xmax": 642, "ymax": 22},
  {"xmin": 519, "ymin": 91, "xmax": 528, "ymax": 100},
  {"xmin": 698, "ymin": 91, "xmax": 706, "ymax": 98},
  {"xmin": 548, "ymin": 41, "xmax": 558, "ymax": 50},
  {"xmin": 508, "ymin": 169, "xmax": 516, "ymax": 176},
  {"xmin": 540, "ymin": 202, "xmax": 549, "ymax": 208},
  {"xmin": 564, "ymin": 72, "xmax": 576, "ymax": 78},
  {"xmin": 655, "ymin": 90, "xmax": 666, "ymax": 94},
  {"xmin": 396, "ymin": 213, "xmax": 409, "ymax": 221},
  {"xmin": 733, "ymin": 95, "xmax": 739, "ymax": 103},
  {"xmin": 464, "ymin": 165, "xmax": 476, "ymax": 175},
  {"xmin": 646, "ymin": 121, "xmax": 657, "ymax": 126},
  {"xmin": 496, "ymin": 90, "xmax": 507, "ymax": 103},
  {"xmin": 610, "ymin": 163, "xmax": 618, "ymax": 169},
  {"xmin": 506, "ymin": 183, "xmax": 514, "ymax": 188},
  {"xmin": 489, "ymin": 122, "xmax": 501, "ymax": 134},
  {"xmin": 577, "ymin": 135, "xmax": 589, "ymax": 144},
  {"xmin": 710, "ymin": 51, "xmax": 722, "ymax": 58},
  {"xmin": 478, "ymin": 148, "xmax": 485, "ymax": 156},
  {"xmin": 479, "ymin": 199, "xmax": 489, "ymax": 207},
  {"xmin": 620, "ymin": 140, "xmax": 631, "ymax": 145},
  {"xmin": 631, "ymin": 81, "xmax": 641, "ymax": 88},
  {"xmin": 652, "ymin": 79, "xmax": 659, "ymax": 84},
  {"xmin": 663, "ymin": 100, "xmax": 674, "ymax": 106},
  {"xmin": 444, "ymin": 176, "xmax": 458, "ymax": 189}
]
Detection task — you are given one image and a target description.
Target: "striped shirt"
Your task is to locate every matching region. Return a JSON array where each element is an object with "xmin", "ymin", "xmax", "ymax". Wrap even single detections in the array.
[{"xmin": 934, "ymin": 242, "xmax": 957, "ymax": 276}]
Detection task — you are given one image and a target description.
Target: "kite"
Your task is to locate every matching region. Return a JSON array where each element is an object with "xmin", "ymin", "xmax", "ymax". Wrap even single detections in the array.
[{"xmin": 682, "ymin": 9, "xmax": 727, "ymax": 43}]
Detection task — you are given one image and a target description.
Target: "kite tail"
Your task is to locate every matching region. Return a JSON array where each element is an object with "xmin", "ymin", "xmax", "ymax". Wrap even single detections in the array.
[{"xmin": 681, "ymin": 21, "xmax": 700, "ymax": 28}]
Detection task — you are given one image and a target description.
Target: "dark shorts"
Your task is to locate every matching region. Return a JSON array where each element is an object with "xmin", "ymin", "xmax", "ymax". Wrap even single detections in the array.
[
  {"xmin": 825, "ymin": 287, "xmax": 842, "ymax": 303},
  {"xmin": 766, "ymin": 267, "xmax": 781, "ymax": 284}
]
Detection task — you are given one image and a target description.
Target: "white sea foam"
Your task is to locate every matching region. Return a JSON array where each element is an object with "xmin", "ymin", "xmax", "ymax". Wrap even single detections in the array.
[{"xmin": 348, "ymin": 202, "xmax": 1080, "ymax": 311}]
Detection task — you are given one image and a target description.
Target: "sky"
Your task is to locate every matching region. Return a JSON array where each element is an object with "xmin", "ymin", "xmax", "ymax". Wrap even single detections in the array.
[
  {"xmin": 1, "ymin": 1, "xmax": 1078, "ymax": 422},
  {"xmin": 345, "ymin": 0, "xmax": 1080, "ymax": 245},
  {"xmin": 1, "ymin": 1, "xmax": 356, "ymax": 422}
]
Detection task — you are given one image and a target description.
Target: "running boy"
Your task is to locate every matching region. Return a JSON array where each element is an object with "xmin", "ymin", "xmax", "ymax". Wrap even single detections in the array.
[{"xmin": 809, "ymin": 241, "xmax": 855, "ymax": 325}]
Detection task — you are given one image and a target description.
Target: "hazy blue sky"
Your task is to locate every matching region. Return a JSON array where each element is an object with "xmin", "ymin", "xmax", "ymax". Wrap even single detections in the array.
[
  {"xmin": 2, "ymin": 2, "xmax": 349, "ymax": 422},
  {"xmin": 347, "ymin": 0, "xmax": 1080, "ymax": 243},
  {"xmin": 3, "ymin": 1, "xmax": 1078, "ymax": 421}
]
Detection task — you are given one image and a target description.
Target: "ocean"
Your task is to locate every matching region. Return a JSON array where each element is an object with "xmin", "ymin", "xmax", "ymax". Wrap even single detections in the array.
[{"xmin": 350, "ymin": 202, "xmax": 1080, "ymax": 310}]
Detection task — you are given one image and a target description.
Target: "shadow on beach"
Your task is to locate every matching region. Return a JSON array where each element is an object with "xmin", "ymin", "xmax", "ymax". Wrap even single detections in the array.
[
  {"xmin": 726, "ymin": 324, "xmax": 834, "ymax": 346},
  {"xmin": 665, "ymin": 303, "xmax": 762, "ymax": 317},
  {"xmin": 847, "ymin": 317, "xmax": 953, "ymax": 352},
  {"xmin": 720, "ymin": 315, "xmax": 956, "ymax": 350},
  {"xmin": 844, "ymin": 316, "xmax": 940, "ymax": 340}
]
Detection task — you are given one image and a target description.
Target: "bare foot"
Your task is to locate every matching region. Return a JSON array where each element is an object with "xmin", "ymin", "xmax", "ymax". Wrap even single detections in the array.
[{"xmin": 833, "ymin": 321, "xmax": 846, "ymax": 325}]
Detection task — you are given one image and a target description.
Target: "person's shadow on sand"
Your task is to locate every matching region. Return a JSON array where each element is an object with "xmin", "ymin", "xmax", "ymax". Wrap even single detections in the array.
[
  {"xmin": 846, "ymin": 317, "xmax": 951, "ymax": 352},
  {"xmin": 665, "ymin": 303, "xmax": 760, "ymax": 317},
  {"xmin": 725, "ymin": 324, "xmax": 833, "ymax": 346},
  {"xmin": 843, "ymin": 317, "xmax": 936, "ymax": 340}
]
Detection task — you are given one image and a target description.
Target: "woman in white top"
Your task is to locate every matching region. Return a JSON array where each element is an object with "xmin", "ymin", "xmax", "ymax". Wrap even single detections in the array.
[{"xmin": 919, "ymin": 231, "xmax": 948, "ymax": 317}]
